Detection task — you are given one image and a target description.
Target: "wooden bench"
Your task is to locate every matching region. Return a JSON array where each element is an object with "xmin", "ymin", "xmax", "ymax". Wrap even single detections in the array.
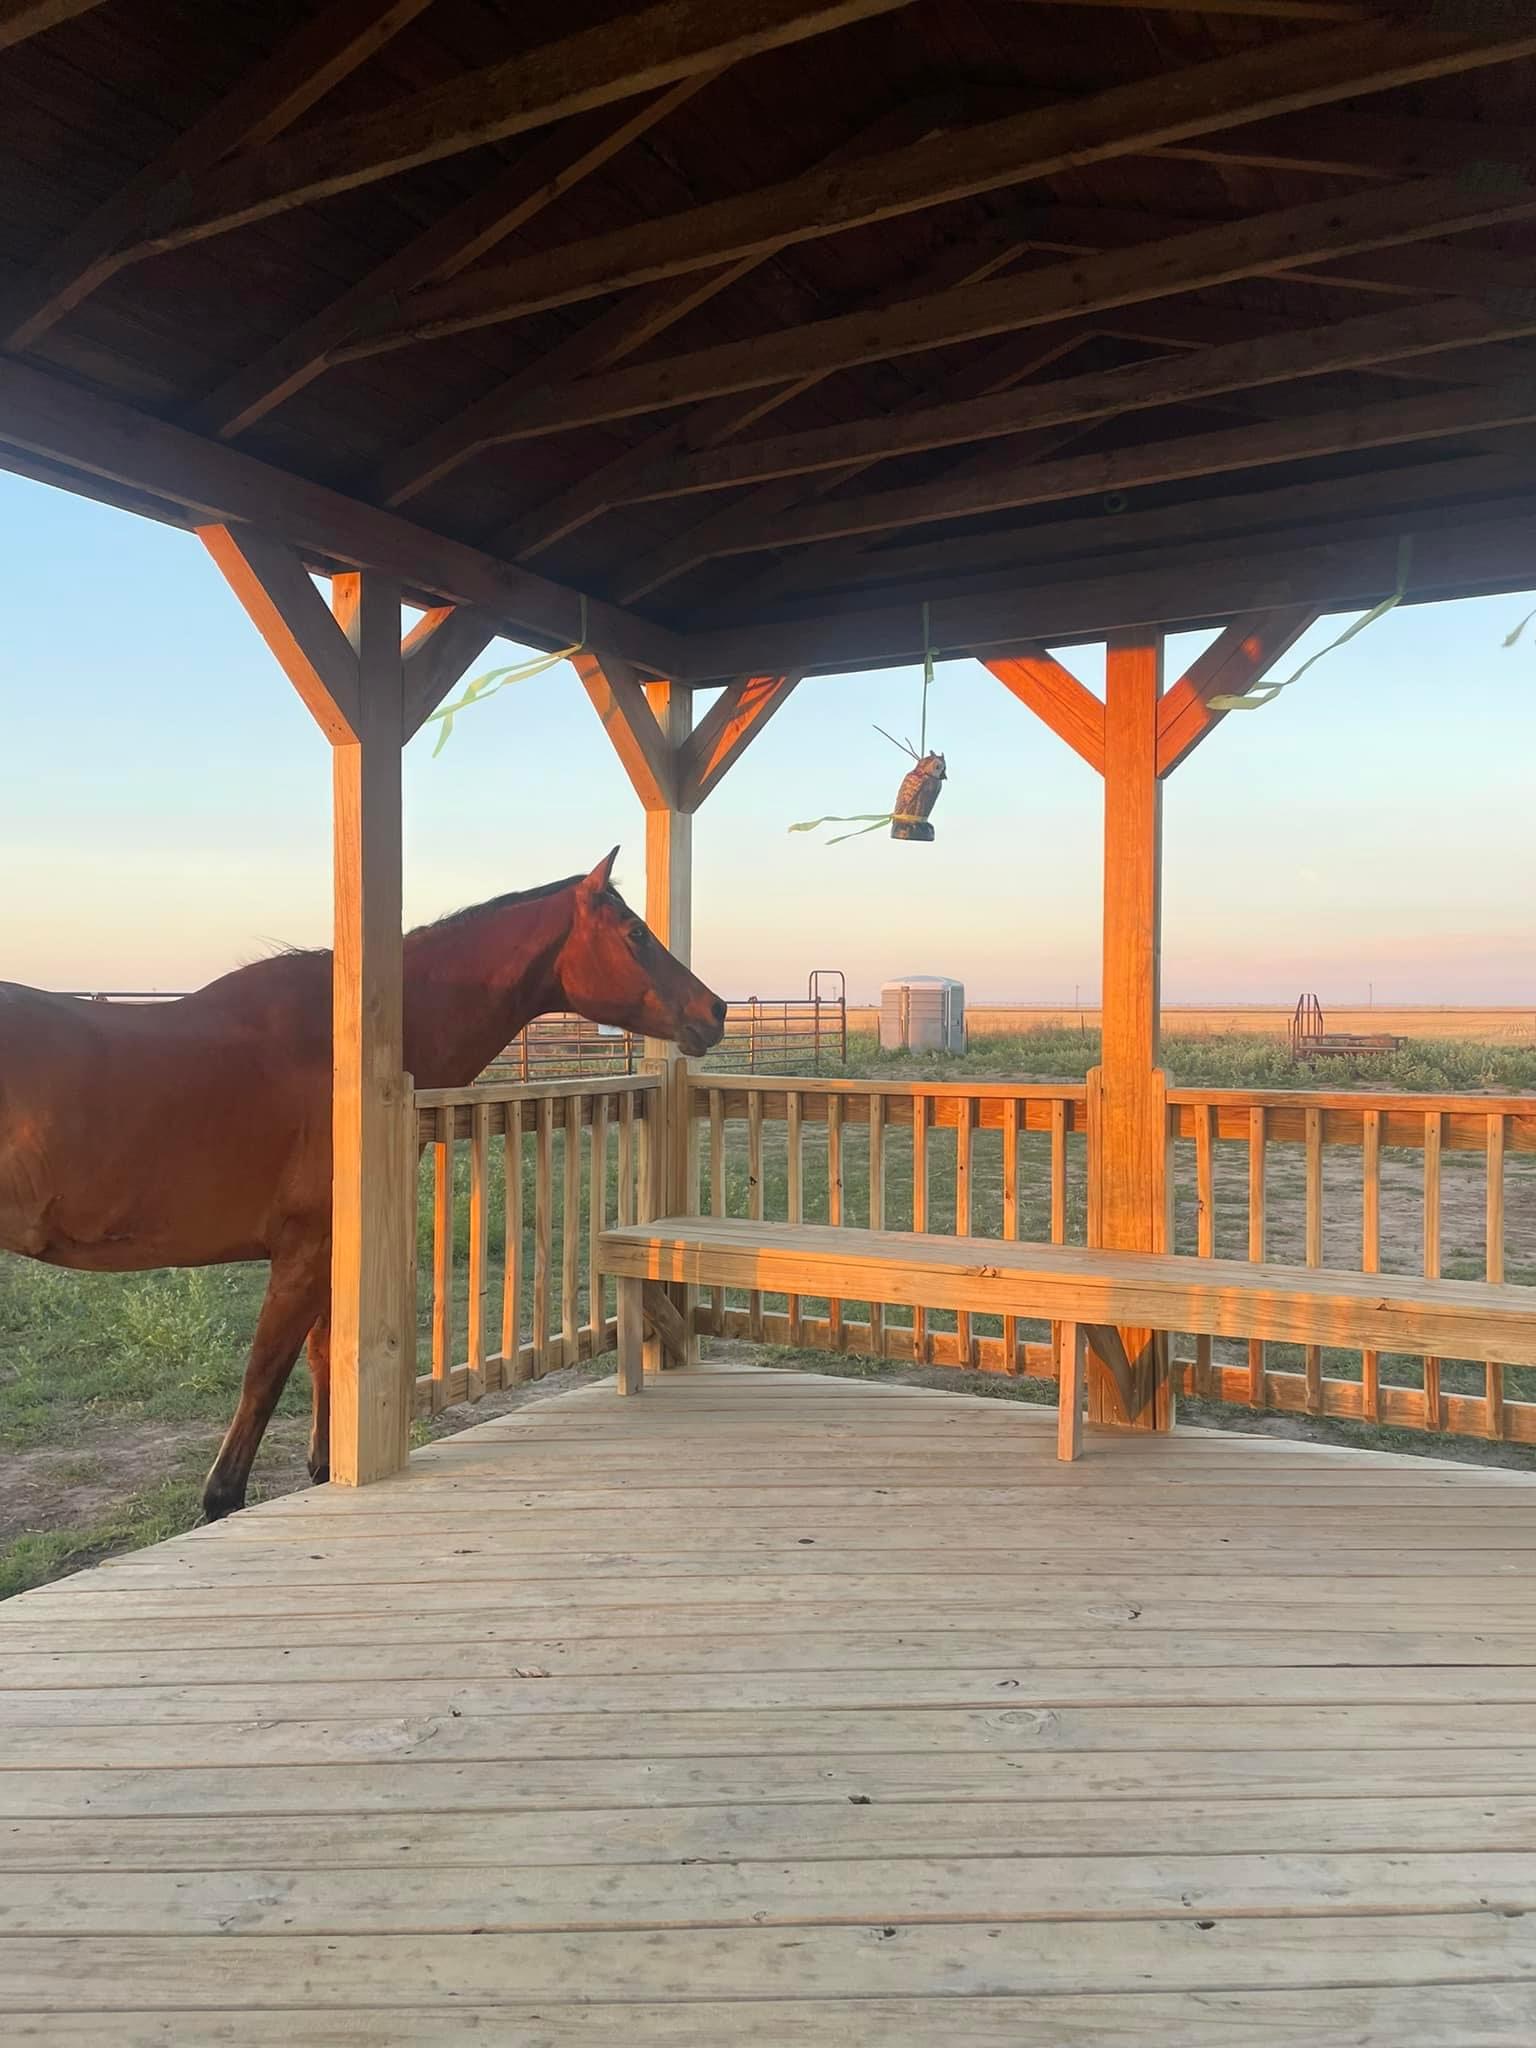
[{"xmin": 598, "ymin": 1217, "xmax": 1536, "ymax": 1459}]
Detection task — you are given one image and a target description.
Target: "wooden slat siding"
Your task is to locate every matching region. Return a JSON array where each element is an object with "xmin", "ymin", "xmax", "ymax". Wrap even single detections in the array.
[
  {"xmin": 867, "ymin": 1093, "xmax": 885, "ymax": 1360},
  {"xmin": 1194, "ymin": 1102, "xmax": 1215, "ymax": 1393},
  {"xmin": 430, "ymin": 1104, "xmax": 454, "ymax": 1414},
  {"xmin": 562, "ymin": 1094, "xmax": 583, "ymax": 1363},
  {"xmin": 1304, "ymin": 1105, "xmax": 1325, "ymax": 1413},
  {"xmin": 1001, "ymin": 1097, "xmax": 1020, "ymax": 1373},
  {"xmin": 533, "ymin": 1098, "xmax": 554, "ymax": 1379},
  {"xmin": 748, "ymin": 1089, "xmax": 765, "ymax": 1342},
  {"xmin": 1360, "ymin": 1107, "xmax": 1382, "ymax": 1422},
  {"xmin": 465, "ymin": 1100, "xmax": 490, "ymax": 1404},
  {"xmin": 826, "ymin": 1094, "xmax": 846, "ymax": 1350},
  {"xmin": 1248, "ymin": 1105, "xmax": 1267, "ymax": 1405},
  {"xmin": 1423, "ymin": 1109, "xmax": 1444, "ymax": 1432},
  {"xmin": 954, "ymin": 1097, "xmax": 975, "ymax": 1366},
  {"xmin": 503, "ymin": 1100, "xmax": 526, "ymax": 1385},
  {"xmin": 1487, "ymin": 1112, "xmax": 1507, "ymax": 1441},
  {"xmin": 588, "ymin": 1094, "xmax": 610, "ymax": 1359},
  {"xmin": 708, "ymin": 1086, "xmax": 727, "ymax": 1334},
  {"xmin": 911, "ymin": 1092, "xmax": 929, "ymax": 1360}
]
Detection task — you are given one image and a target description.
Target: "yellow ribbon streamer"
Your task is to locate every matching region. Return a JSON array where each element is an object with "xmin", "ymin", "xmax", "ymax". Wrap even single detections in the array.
[
  {"xmin": 428, "ymin": 596, "xmax": 588, "ymax": 756},
  {"xmin": 1208, "ymin": 537, "xmax": 1413, "ymax": 712}
]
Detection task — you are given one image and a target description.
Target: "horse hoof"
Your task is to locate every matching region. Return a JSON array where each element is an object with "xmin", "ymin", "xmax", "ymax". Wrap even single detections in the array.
[
  {"xmin": 201, "ymin": 1486, "xmax": 244, "ymax": 1523},
  {"xmin": 308, "ymin": 1461, "xmax": 330, "ymax": 1487}
]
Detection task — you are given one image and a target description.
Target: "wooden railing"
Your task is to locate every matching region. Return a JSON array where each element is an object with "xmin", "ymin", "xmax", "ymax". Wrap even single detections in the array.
[
  {"xmin": 1165, "ymin": 1087, "xmax": 1535, "ymax": 1440},
  {"xmin": 404, "ymin": 1069, "xmax": 1534, "ymax": 1448},
  {"xmin": 409, "ymin": 1075, "xmax": 659, "ymax": 1416}
]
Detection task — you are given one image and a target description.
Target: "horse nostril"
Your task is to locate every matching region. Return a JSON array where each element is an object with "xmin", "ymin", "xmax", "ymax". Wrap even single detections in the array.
[{"xmin": 710, "ymin": 998, "xmax": 727, "ymax": 1025}]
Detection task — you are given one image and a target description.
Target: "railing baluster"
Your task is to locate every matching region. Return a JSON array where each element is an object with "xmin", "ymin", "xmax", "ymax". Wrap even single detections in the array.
[
  {"xmin": 1194, "ymin": 1101, "xmax": 1214, "ymax": 1394},
  {"xmin": 708, "ymin": 1086, "xmax": 726, "ymax": 1335},
  {"xmin": 1486, "ymin": 1111, "xmax": 1506, "ymax": 1439},
  {"xmin": 1050, "ymin": 1097, "xmax": 1067, "ymax": 1245},
  {"xmin": 1304, "ymin": 1105, "xmax": 1323, "ymax": 1413},
  {"xmin": 1247, "ymin": 1105, "xmax": 1266, "ymax": 1406},
  {"xmin": 747, "ymin": 1088, "xmax": 764, "ymax": 1341},
  {"xmin": 465, "ymin": 1101, "xmax": 490, "ymax": 1403},
  {"xmin": 533, "ymin": 1097, "xmax": 554, "ymax": 1377},
  {"xmin": 1001, "ymin": 1096, "xmax": 1019, "ymax": 1374},
  {"xmin": 588, "ymin": 1093, "xmax": 609, "ymax": 1359},
  {"xmin": 1422, "ymin": 1108, "xmax": 1442, "ymax": 1431},
  {"xmin": 911, "ymin": 1093, "xmax": 929, "ymax": 1361},
  {"xmin": 954, "ymin": 1095, "xmax": 974, "ymax": 1367},
  {"xmin": 827, "ymin": 1094, "xmax": 844, "ymax": 1350},
  {"xmin": 618, "ymin": 1091, "xmax": 635, "ymax": 1227},
  {"xmin": 502, "ymin": 1101, "xmax": 525, "ymax": 1384},
  {"xmin": 868, "ymin": 1092, "xmax": 885, "ymax": 1360},
  {"xmin": 1360, "ymin": 1108, "xmax": 1381, "ymax": 1421},
  {"xmin": 431, "ymin": 1104, "xmax": 453, "ymax": 1413},
  {"xmin": 786, "ymin": 1086, "xmax": 803, "ymax": 1345},
  {"xmin": 561, "ymin": 1093, "xmax": 582, "ymax": 1366}
]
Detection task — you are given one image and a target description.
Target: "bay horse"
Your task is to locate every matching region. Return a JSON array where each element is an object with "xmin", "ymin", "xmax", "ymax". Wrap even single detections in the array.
[{"xmin": 0, "ymin": 851, "xmax": 725, "ymax": 1518}]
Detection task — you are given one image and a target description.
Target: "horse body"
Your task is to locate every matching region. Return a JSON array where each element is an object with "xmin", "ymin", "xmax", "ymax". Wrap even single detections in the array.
[{"xmin": 0, "ymin": 854, "xmax": 725, "ymax": 1515}]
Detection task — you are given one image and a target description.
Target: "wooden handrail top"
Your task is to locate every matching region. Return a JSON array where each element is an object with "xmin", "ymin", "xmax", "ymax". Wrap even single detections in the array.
[
  {"xmin": 599, "ymin": 1217, "xmax": 1536, "ymax": 1366},
  {"xmin": 691, "ymin": 1073, "xmax": 1088, "ymax": 1102},
  {"xmin": 415, "ymin": 1073, "xmax": 662, "ymax": 1108},
  {"xmin": 1167, "ymin": 1084, "xmax": 1536, "ymax": 1117}
]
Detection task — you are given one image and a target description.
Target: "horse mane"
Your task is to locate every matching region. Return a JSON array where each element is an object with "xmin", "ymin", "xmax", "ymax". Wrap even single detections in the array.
[{"xmin": 415, "ymin": 873, "xmax": 587, "ymax": 934}]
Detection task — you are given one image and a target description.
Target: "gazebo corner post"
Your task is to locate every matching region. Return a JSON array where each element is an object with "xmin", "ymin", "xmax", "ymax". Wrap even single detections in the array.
[
  {"xmin": 641, "ymin": 677, "xmax": 699, "ymax": 1370},
  {"xmin": 327, "ymin": 568, "xmax": 415, "ymax": 1486},
  {"xmin": 1089, "ymin": 627, "xmax": 1174, "ymax": 1432},
  {"xmin": 197, "ymin": 527, "xmax": 499, "ymax": 1485}
]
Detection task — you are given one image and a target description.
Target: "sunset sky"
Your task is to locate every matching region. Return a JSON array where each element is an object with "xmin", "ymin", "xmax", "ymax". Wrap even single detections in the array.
[{"xmin": 2, "ymin": 468, "xmax": 1532, "ymax": 1004}]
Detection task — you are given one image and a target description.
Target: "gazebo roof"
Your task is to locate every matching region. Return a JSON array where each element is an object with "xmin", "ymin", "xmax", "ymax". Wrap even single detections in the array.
[{"xmin": 2, "ymin": 0, "xmax": 1534, "ymax": 680}]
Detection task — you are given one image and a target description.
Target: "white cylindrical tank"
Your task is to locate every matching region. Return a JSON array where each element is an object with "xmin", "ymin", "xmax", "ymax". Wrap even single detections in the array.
[{"xmin": 879, "ymin": 976, "xmax": 966, "ymax": 1054}]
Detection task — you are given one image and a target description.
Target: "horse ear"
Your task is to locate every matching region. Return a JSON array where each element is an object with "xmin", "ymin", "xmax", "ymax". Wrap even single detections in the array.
[{"xmin": 581, "ymin": 847, "xmax": 620, "ymax": 896}]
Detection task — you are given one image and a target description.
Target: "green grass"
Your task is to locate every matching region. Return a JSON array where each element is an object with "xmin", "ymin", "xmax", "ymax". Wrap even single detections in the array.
[{"xmin": 0, "ymin": 1475, "xmax": 207, "ymax": 1602}]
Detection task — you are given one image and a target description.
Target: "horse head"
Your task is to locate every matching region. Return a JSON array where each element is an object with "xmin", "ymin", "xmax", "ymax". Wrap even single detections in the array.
[{"xmin": 556, "ymin": 850, "xmax": 727, "ymax": 1057}]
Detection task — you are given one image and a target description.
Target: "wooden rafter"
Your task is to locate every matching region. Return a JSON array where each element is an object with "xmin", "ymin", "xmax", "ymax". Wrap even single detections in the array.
[
  {"xmin": 573, "ymin": 654, "xmax": 678, "ymax": 813},
  {"xmin": 1156, "ymin": 608, "xmax": 1322, "ymax": 776},
  {"xmin": 499, "ymin": 208, "xmax": 1038, "ymax": 566},
  {"xmin": 372, "ymin": 94, "xmax": 979, "ymax": 511},
  {"xmin": 675, "ymin": 374, "xmax": 1536, "ymax": 561},
  {"xmin": 985, "ymin": 650, "xmax": 1106, "ymax": 775},
  {"xmin": 676, "ymin": 505, "xmax": 1536, "ymax": 682},
  {"xmin": 368, "ymin": 22, "xmax": 1536, "ymax": 346},
  {"xmin": 739, "ymin": 441, "xmax": 1536, "ymax": 612},
  {"xmin": 452, "ymin": 177, "xmax": 1536, "ymax": 448},
  {"xmin": 678, "ymin": 674, "xmax": 801, "ymax": 809},
  {"xmin": 191, "ymin": 76, "xmax": 714, "ymax": 441},
  {"xmin": 119, "ymin": 0, "xmax": 919, "ymax": 256},
  {"xmin": 0, "ymin": 355, "xmax": 681, "ymax": 677},
  {"xmin": 1158, "ymin": 106, "xmax": 1536, "ymax": 180},
  {"xmin": 1, "ymin": 0, "xmax": 433, "ymax": 351},
  {"xmin": 401, "ymin": 606, "xmax": 500, "ymax": 742},
  {"xmin": 603, "ymin": 298, "xmax": 1536, "ymax": 507},
  {"xmin": 0, "ymin": 0, "xmax": 104, "ymax": 52}
]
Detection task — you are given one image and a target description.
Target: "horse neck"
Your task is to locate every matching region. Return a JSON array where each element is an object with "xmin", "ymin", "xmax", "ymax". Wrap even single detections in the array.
[{"xmin": 402, "ymin": 888, "xmax": 575, "ymax": 1087}]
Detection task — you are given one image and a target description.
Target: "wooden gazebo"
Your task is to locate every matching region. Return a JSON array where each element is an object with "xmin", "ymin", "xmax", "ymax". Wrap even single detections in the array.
[{"xmin": 3, "ymin": 6, "xmax": 1536, "ymax": 2033}]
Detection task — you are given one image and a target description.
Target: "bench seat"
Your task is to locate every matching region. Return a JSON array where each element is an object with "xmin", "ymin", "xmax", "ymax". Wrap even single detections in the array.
[{"xmin": 598, "ymin": 1216, "xmax": 1536, "ymax": 1458}]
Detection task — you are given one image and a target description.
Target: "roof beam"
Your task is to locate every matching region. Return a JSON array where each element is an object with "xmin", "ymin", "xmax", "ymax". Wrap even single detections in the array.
[
  {"xmin": 454, "ymin": 175, "xmax": 1536, "ymax": 447},
  {"xmin": 0, "ymin": 355, "xmax": 681, "ymax": 676},
  {"xmin": 0, "ymin": 0, "xmax": 105, "ymax": 52},
  {"xmin": 603, "ymin": 297, "xmax": 1536, "ymax": 506},
  {"xmin": 1156, "ymin": 607, "xmax": 1321, "ymax": 775},
  {"xmin": 984, "ymin": 649, "xmax": 1106, "ymax": 773},
  {"xmin": 742, "ymin": 440, "xmax": 1536, "ymax": 609},
  {"xmin": 189, "ymin": 76, "xmax": 713, "ymax": 441},
  {"xmin": 675, "ymin": 374, "xmax": 1536, "ymax": 559},
  {"xmin": 369, "ymin": 21, "xmax": 1536, "ymax": 346},
  {"xmin": 1160, "ymin": 106, "xmax": 1536, "ymax": 180},
  {"xmin": 370, "ymin": 94, "xmax": 975, "ymax": 509},
  {"xmin": 119, "ymin": 0, "xmax": 919, "ymax": 256},
  {"xmin": 1, "ymin": 0, "xmax": 434, "ymax": 351},
  {"xmin": 676, "ymin": 506, "xmax": 1536, "ymax": 682}
]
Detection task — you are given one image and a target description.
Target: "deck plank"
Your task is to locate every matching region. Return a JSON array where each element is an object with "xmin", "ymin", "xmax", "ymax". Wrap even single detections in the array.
[{"xmin": 2, "ymin": 1361, "xmax": 1534, "ymax": 2036}]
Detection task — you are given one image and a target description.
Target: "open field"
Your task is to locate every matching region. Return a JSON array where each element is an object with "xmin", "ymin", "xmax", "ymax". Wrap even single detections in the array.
[
  {"xmin": 3, "ymin": 1031, "xmax": 1533, "ymax": 1599},
  {"xmin": 848, "ymin": 1006, "xmax": 1536, "ymax": 1043}
]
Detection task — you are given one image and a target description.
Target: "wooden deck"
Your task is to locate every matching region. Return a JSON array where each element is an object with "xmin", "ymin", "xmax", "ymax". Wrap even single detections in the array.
[{"xmin": 3, "ymin": 1363, "xmax": 1536, "ymax": 2043}]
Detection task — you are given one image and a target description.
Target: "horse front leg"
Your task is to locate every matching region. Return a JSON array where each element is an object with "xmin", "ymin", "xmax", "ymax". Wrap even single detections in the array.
[
  {"xmin": 202, "ymin": 1240, "xmax": 328, "ymax": 1522},
  {"xmin": 306, "ymin": 1309, "xmax": 331, "ymax": 1486}
]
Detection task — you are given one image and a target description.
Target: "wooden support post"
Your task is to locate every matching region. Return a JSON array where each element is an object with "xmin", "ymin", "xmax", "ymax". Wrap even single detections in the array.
[
  {"xmin": 644, "ymin": 678, "xmax": 697, "ymax": 1369},
  {"xmin": 199, "ymin": 526, "xmax": 497, "ymax": 1485},
  {"xmin": 1089, "ymin": 630, "xmax": 1173, "ymax": 1432}
]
